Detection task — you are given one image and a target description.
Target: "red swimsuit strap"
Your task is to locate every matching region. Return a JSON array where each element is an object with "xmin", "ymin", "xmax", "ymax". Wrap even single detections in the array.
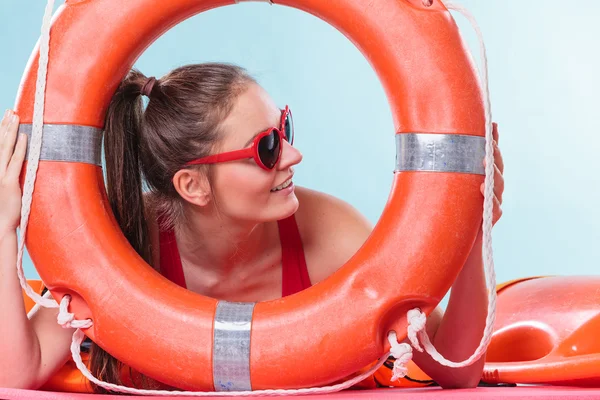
[
  {"xmin": 278, "ymin": 214, "xmax": 312, "ymax": 296},
  {"xmin": 158, "ymin": 214, "xmax": 311, "ymax": 295},
  {"xmin": 157, "ymin": 215, "xmax": 187, "ymax": 289}
]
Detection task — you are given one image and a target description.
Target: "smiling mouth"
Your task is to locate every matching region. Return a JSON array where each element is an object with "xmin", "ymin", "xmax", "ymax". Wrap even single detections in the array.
[{"xmin": 271, "ymin": 177, "xmax": 293, "ymax": 192}]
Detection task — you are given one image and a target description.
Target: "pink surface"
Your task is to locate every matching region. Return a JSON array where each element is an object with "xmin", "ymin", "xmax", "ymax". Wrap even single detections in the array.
[{"xmin": 3, "ymin": 387, "xmax": 600, "ymax": 399}]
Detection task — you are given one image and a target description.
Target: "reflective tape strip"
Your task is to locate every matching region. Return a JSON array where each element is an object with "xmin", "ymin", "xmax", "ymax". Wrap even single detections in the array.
[
  {"xmin": 213, "ymin": 301, "xmax": 256, "ymax": 392},
  {"xmin": 395, "ymin": 133, "xmax": 486, "ymax": 175},
  {"xmin": 20, "ymin": 124, "xmax": 103, "ymax": 166}
]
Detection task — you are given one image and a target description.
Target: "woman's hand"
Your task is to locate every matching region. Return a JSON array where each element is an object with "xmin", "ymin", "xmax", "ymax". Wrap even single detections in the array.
[
  {"xmin": 481, "ymin": 122, "xmax": 504, "ymax": 226},
  {"xmin": 0, "ymin": 110, "xmax": 27, "ymax": 238}
]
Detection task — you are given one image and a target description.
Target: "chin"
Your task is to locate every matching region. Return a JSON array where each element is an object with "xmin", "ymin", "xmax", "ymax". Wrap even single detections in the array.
[{"xmin": 269, "ymin": 192, "xmax": 300, "ymax": 221}]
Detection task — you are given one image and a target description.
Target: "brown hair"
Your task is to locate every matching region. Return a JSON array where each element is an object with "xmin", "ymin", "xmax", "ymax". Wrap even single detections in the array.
[{"xmin": 92, "ymin": 63, "xmax": 256, "ymax": 393}]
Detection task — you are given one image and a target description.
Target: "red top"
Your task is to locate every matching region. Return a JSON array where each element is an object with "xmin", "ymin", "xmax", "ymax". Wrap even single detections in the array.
[{"xmin": 158, "ymin": 215, "xmax": 312, "ymax": 297}]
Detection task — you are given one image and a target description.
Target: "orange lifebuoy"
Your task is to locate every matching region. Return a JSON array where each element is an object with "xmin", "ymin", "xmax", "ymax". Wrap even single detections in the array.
[
  {"xmin": 484, "ymin": 276, "xmax": 600, "ymax": 386},
  {"xmin": 17, "ymin": 0, "xmax": 486, "ymax": 391}
]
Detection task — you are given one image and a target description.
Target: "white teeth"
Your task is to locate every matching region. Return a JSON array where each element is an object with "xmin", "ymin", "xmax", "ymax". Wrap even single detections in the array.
[{"xmin": 271, "ymin": 178, "xmax": 293, "ymax": 192}]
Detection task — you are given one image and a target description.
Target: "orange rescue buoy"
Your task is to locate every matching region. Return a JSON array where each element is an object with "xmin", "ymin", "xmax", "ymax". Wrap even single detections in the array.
[
  {"xmin": 484, "ymin": 276, "xmax": 600, "ymax": 386},
  {"xmin": 17, "ymin": 0, "xmax": 487, "ymax": 391}
]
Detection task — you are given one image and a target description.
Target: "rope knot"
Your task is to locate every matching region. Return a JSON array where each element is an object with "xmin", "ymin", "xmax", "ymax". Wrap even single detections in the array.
[
  {"xmin": 407, "ymin": 309, "xmax": 427, "ymax": 352},
  {"xmin": 387, "ymin": 331, "xmax": 413, "ymax": 381},
  {"xmin": 57, "ymin": 295, "xmax": 93, "ymax": 329},
  {"xmin": 57, "ymin": 295, "xmax": 75, "ymax": 327}
]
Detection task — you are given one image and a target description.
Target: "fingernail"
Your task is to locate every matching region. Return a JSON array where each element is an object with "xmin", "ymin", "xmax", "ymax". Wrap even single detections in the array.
[
  {"xmin": 3, "ymin": 109, "xmax": 10, "ymax": 120},
  {"xmin": 11, "ymin": 114, "xmax": 18, "ymax": 125}
]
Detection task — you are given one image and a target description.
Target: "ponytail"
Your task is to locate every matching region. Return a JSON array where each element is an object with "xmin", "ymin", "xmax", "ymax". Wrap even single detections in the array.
[
  {"xmin": 91, "ymin": 69, "xmax": 156, "ymax": 393},
  {"xmin": 104, "ymin": 69, "xmax": 152, "ymax": 265}
]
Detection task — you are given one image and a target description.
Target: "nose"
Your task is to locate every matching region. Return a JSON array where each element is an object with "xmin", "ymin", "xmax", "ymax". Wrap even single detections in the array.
[{"xmin": 277, "ymin": 139, "xmax": 302, "ymax": 170}]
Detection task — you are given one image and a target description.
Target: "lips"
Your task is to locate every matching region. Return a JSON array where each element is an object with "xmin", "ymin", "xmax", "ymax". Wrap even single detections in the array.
[
  {"xmin": 271, "ymin": 175, "xmax": 294, "ymax": 192},
  {"xmin": 274, "ymin": 175, "xmax": 293, "ymax": 188}
]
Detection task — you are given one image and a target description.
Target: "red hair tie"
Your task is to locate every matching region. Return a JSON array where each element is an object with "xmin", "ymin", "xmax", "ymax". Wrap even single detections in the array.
[{"xmin": 141, "ymin": 77, "xmax": 156, "ymax": 97}]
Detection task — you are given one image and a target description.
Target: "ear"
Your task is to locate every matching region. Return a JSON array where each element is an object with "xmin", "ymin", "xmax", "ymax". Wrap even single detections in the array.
[{"xmin": 172, "ymin": 168, "xmax": 212, "ymax": 207}]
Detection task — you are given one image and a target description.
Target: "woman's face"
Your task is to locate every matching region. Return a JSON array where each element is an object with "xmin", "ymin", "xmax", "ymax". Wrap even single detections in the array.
[{"xmin": 209, "ymin": 83, "xmax": 303, "ymax": 223}]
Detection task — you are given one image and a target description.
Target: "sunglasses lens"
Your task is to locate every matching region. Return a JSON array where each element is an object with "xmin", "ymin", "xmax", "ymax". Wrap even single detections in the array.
[
  {"xmin": 284, "ymin": 109, "xmax": 294, "ymax": 144},
  {"xmin": 257, "ymin": 129, "xmax": 280, "ymax": 169}
]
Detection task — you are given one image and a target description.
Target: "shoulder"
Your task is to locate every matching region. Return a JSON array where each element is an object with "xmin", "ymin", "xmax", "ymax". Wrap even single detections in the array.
[
  {"xmin": 294, "ymin": 187, "xmax": 372, "ymax": 236},
  {"xmin": 294, "ymin": 186, "xmax": 372, "ymax": 284}
]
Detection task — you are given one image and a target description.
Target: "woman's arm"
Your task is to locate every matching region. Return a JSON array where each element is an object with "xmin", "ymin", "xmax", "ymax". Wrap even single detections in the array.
[
  {"xmin": 0, "ymin": 110, "xmax": 74, "ymax": 389},
  {"xmin": 409, "ymin": 231, "xmax": 488, "ymax": 388},
  {"xmin": 410, "ymin": 123, "xmax": 505, "ymax": 388}
]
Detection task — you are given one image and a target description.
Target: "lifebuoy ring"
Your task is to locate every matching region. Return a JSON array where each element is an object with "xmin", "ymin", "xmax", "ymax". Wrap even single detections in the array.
[
  {"xmin": 484, "ymin": 276, "xmax": 600, "ymax": 386},
  {"xmin": 17, "ymin": 0, "xmax": 486, "ymax": 391}
]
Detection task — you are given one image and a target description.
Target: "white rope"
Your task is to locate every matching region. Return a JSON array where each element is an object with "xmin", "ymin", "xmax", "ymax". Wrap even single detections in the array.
[
  {"xmin": 405, "ymin": 309, "xmax": 427, "ymax": 353},
  {"xmin": 387, "ymin": 0, "xmax": 498, "ymax": 379},
  {"xmin": 17, "ymin": 0, "xmax": 95, "ymax": 335},
  {"xmin": 26, "ymin": 288, "xmax": 53, "ymax": 319},
  {"xmin": 57, "ymin": 296, "xmax": 93, "ymax": 329},
  {"xmin": 70, "ymin": 343, "xmax": 388, "ymax": 396},
  {"xmin": 62, "ymin": 294, "xmax": 389, "ymax": 395},
  {"xmin": 20, "ymin": 0, "xmax": 497, "ymax": 393},
  {"xmin": 387, "ymin": 333, "xmax": 413, "ymax": 381},
  {"xmin": 16, "ymin": 0, "xmax": 58, "ymax": 309}
]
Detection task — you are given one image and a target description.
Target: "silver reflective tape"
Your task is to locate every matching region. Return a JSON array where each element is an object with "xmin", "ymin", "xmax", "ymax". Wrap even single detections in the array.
[
  {"xmin": 20, "ymin": 124, "xmax": 103, "ymax": 166},
  {"xmin": 213, "ymin": 301, "xmax": 256, "ymax": 392},
  {"xmin": 395, "ymin": 133, "xmax": 486, "ymax": 175}
]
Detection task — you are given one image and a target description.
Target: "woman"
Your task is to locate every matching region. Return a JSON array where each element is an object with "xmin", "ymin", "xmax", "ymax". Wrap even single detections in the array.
[{"xmin": 0, "ymin": 63, "xmax": 504, "ymax": 392}]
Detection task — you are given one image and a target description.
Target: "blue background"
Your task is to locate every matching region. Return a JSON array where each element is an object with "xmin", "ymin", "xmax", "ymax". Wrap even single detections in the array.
[{"xmin": 1, "ymin": 1, "xmax": 599, "ymax": 284}]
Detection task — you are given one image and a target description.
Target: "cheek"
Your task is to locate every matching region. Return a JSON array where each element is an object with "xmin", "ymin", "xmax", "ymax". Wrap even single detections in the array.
[{"xmin": 212, "ymin": 165, "xmax": 274, "ymax": 210}]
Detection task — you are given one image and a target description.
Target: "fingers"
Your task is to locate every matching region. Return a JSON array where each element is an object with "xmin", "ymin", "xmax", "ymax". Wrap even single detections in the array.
[
  {"xmin": 479, "ymin": 184, "xmax": 503, "ymax": 226},
  {"xmin": 0, "ymin": 109, "xmax": 10, "ymax": 132},
  {"xmin": 482, "ymin": 123, "xmax": 502, "ymax": 226},
  {"xmin": 493, "ymin": 163, "xmax": 504, "ymax": 203},
  {"xmin": 483, "ymin": 141, "xmax": 504, "ymax": 174},
  {"xmin": 490, "ymin": 122, "xmax": 503, "ymax": 172},
  {"xmin": 492, "ymin": 122, "xmax": 499, "ymax": 144},
  {"xmin": 492, "ymin": 195, "xmax": 503, "ymax": 225},
  {"xmin": 493, "ymin": 141, "xmax": 504, "ymax": 174},
  {"xmin": 6, "ymin": 133, "xmax": 27, "ymax": 181},
  {"xmin": 0, "ymin": 110, "xmax": 13, "ymax": 173},
  {"xmin": 0, "ymin": 110, "xmax": 21, "ymax": 176},
  {"xmin": 490, "ymin": 123, "xmax": 503, "ymax": 172},
  {"xmin": 479, "ymin": 192, "xmax": 503, "ymax": 224},
  {"xmin": 481, "ymin": 164, "xmax": 504, "ymax": 204}
]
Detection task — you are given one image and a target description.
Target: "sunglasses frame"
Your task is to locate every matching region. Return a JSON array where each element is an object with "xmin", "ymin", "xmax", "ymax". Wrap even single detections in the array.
[{"xmin": 185, "ymin": 105, "xmax": 293, "ymax": 171}]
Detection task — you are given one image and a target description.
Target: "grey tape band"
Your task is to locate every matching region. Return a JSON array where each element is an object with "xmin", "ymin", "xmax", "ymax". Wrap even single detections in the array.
[
  {"xmin": 20, "ymin": 124, "xmax": 103, "ymax": 166},
  {"xmin": 213, "ymin": 301, "xmax": 256, "ymax": 392},
  {"xmin": 395, "ymin": 133, "xmax": 486, "ymax": 175}
]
